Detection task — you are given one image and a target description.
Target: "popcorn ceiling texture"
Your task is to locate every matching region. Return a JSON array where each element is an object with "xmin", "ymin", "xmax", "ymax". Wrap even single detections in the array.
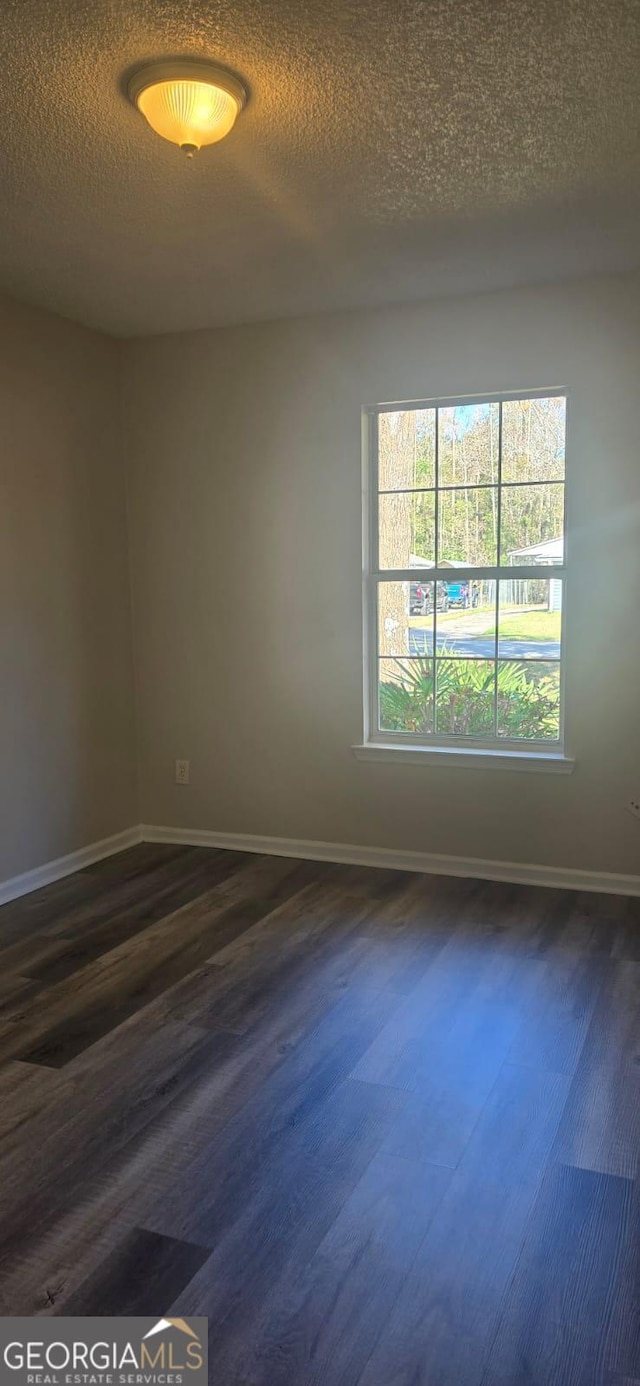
[{"xmin": 0, "ymin": 0, "xmax": 638, "ymax": 336}]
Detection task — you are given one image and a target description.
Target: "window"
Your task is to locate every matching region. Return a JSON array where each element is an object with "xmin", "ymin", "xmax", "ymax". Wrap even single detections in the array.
[{"xmin": 362, "ymin": 391, "xmax": 568, "ymax": 761}]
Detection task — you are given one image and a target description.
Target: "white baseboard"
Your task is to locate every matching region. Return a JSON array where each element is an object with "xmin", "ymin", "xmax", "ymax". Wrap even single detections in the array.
[
  {"xmin": 141, "ymin": 823, "xmax": 640, "ymax": 899},
  {"xmin": 2, "ymin": 821, "xmax": 637, "ymax": 907},
  {"xmin": 0, "ymin": 827, "xmax": 143, "ymax": 907}
]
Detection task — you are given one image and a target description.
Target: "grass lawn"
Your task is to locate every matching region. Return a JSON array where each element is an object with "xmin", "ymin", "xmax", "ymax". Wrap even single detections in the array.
[
  {"xmin": 497, "ymin": 610, "xmax": 561, "ymax": 641},
  {"xmin": 409, "ymin": 606, "xmax": 561, "ymax": 642}
]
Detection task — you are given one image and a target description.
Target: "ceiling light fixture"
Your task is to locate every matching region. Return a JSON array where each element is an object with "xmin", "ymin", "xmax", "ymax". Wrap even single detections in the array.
[{"xmin": 128, "ymin": 60, "xmax": 247, "ymax": 157}]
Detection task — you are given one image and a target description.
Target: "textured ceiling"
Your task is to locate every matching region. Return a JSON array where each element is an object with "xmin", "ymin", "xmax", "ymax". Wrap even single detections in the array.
[{"xmin": 0, "ymin": 0, "xmax": 639, "ymax": 336}]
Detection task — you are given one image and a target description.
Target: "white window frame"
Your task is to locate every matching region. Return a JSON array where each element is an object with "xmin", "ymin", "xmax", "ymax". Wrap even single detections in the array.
[{"xmin": 356, "ymin": 388, "xmax": 574, "ymax": 772}]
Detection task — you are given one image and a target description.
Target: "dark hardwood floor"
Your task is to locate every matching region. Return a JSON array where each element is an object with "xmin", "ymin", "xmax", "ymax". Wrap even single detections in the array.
[{"xmin": 0, "ymin": 842, "xmax": 639, "ymax": 1385}]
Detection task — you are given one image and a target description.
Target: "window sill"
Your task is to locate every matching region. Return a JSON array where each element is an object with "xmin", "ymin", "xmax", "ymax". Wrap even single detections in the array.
[{"xmin": 352, "ymin": 743, "xmax": 575, "ymax": 773}]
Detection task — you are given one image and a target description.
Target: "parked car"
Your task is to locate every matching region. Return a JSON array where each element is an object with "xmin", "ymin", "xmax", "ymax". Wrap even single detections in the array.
[
  {"xmin": 410, "ymin": 581, "xmax": 449, "ymax": 615},
  {"xmin": 444, "ymin": 580, "xmax": 470, "ymax": 609}
]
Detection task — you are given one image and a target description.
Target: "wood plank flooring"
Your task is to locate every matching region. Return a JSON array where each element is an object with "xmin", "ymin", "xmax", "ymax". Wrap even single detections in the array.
[{"xmin": 0, "ymin": 843, "xmax": 639, "ymax": 1385}]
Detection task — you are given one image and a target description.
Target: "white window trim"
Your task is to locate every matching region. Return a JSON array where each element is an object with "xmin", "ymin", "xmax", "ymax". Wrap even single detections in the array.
[
  {"xmin": 352, "ymin": 743, "xmax": 575, "ymax": 772},
  {"xmin": 356, "ymin": 387, "xmax": 573, "ymax": 768}
]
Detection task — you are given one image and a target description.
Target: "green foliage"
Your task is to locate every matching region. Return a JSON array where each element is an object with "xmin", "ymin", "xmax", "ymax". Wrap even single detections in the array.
[
  {"xmin": 399, "ymin": 396, "xmax": 566, "ymax": 565},
  {"xmin": 436, "ymin": 658, "xmax": 495, "ymax": 736},
  {"xmin": 379, "ymin": 655, "xmax": 560, "ymax": 740},
  {"xmin": 496, "ymin": 663, "xmax": 560, "ymax": 739},
  {"xmin": 379, "ymin": 660, "xmax": 435, "ymax": 734}
]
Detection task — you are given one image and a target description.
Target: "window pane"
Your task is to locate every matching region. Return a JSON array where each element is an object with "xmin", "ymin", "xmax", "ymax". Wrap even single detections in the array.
[
  {"xmin": 435, "ymin": 660, "xmax": 495, "ymax": 737},
  {"xmin": 437, "ymin": 486, "xmax": 498, "ymax": 566},
  {"xmin": 438, "ymin": 402, "xmax": 499, "ymax": 486},
  {"xmin": 498, "ymin": 579, "xmax": 562, "ymax": 660},
  {"xmin": 378, "ymin": 409, "xmax": 436, "ymax": 490},
  {"xmin": 499, "ymin": 483, "xmax": 564, "ymax": 565},
  {"xmin": 435, "ymin": 580, "xmax": 496, "ymax": 658},
  {"xmin": 379, "ymin": 658, "xmax": 434, "ymax": 734},
  {"xmin": 378, "ymin": 581, "xmax": 434, "ymax": 657},
  {"xmin": 379, "ymin": 491, "xmax": 435, "ymax": 569},
  {"xmin": 497, "ymin": 662, "xmax": 561, "ymax": 740},
  {"xmin": 502, "ymin": 396, "xmax": 566, "ymax": 483}
]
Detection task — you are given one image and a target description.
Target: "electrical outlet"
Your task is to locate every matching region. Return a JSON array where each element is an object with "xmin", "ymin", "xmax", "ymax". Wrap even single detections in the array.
[
  {"xmin": 175, "ymin": 759, "xmax": 190, "ymax": 785},
  {"xmin": 626, "ymin": 796, "xmax": 640, "ymax": 820}
]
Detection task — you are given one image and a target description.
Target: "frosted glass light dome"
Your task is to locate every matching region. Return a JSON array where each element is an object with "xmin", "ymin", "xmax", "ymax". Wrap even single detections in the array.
[{"xmin": 128, "ymin": 61, "xmax": 247, "ymax": 156}]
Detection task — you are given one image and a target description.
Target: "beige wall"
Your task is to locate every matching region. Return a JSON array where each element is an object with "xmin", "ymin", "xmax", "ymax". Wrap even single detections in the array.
[
  {"xmin": 0, "ymin": 295, "xmax": 137, "ymax": 880},
  {"xmin": 4, "ymin": 272, "xmax": 637, "ymax": 887},
  {"xmin": 124, "ymin": 273, "xmax": 640, "ymax": 877}
]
